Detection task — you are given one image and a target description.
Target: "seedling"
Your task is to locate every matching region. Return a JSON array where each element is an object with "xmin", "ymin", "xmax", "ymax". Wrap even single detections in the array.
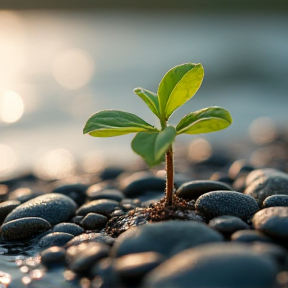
[{"xmin": 83, "ymin": 63, "xmax": 232, "ymax": 206}]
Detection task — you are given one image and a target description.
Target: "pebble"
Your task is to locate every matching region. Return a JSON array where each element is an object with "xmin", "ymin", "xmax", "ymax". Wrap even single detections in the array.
[
  {"xmin": 66, "ymin": 242, "xmax": 110, "ymax": 273},
  {"xmin": 119, "ymin": 172, "xmax": 165, "ymax": 198},
  {"xmin": 252, "ymin": 206, "xmax": 288, "ymax": 239},
  {"xmin": 86, "ymin": 188, "xmax": 125, "ymax": 202},
  {"xmin": 231, "ymin": 230, "xmax": 274, "ymax": 244},
  {"xmin": 76, "ymin": 199, "xmax": 120, "ymax": 217},
  {"xmin": 3, "ymin": 193, "xmax": 77, "ymax": 226},
  {"xmin": 40, "ymin": 246, "xmax": 66, "ymax": 268},
  {"xmin": 112, "ymin": 221, "xmax": 223, "ymax": 258},
  {"xmin": 99, "ymin": 166, "xmax": 125, "ymax": 180},
  {"xmin": 244, "ymin": 169, "xmax": 288, "ymax": 205},
  {"xmin": 0, "ymin": 200, "xmax": 21, "ymax": 225},
  {"xmin": 80, "ymin": 213, "xmax": 108, "ymax": 230},
  {"xmin": 52, "ymin": 223, "xmax": 84, "ymax": 236},
  {"xmin": 1, "ymin": 217, "xmax": 51, "ymax": 241},
  {"xmin": 114, "ymin": 252, "xmax": 165, "ymax": 282},
  {"xmin": 263, "ymin": 195, "xmax": 288, "ymax": 208},
  {"xmin": 209, "ymin": 215, "xmax": 250, "ymax": 235},
  {"xmin": 176, "ymin": 180, "xmax": 232, "ymax": 200},
  {"xmin": 71, "ymin": 216, "xmax": 84, "ymax": 225},
  {"xmin": 195, "ymin": 191, "xmax": 259, "ymax": 221},
  {"xmin": 142, "ymin": 243, "xmax": 278, "ymax": 288},
  {"xmin": 39, "ymin": 232, "xmax": 75, "ymax": 248},
  {"xmin": 66, "ymin": 232, "xmax": 115, "ymax": 247},
  {"xmin": 53, "ymin": 183, "xmax": 88, "ymax": 206}
]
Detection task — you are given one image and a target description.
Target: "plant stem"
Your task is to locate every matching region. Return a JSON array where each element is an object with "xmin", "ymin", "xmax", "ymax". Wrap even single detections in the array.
[{"xmin": 165, "ymin": 145, "xmax": 174, "ymax": 206}]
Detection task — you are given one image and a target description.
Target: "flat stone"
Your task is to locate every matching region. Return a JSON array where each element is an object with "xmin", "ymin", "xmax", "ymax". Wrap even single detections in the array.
[
  {"xmin": 142, "ymin": 243, "xmax": 278, "ymax": 288},
  {"xmin": 52, "ymin": 223, "xmax": 84, "ymax": 236},
  {"xmin": 0, "ymin": 200, "xmax": 21, "ymax": 225},
  {"xmin": 209, "ymin": 215, "xmax": 250, "ymax": 235},
  {"xmin": 231, "ymin": 230, "xmax": 274, "ymax": 244},
  {"xmin": 66, "ymin": 242, "xmax": 110, "ymax": 273},
  {"xmin": 66, "ymin": 232, "xmax": 115, "ymax": 247},
  {"xmin": 76, "ymin": 199, "xmax": 120, "ymax": 217},
  {"xmin": 3, "ymin": 193, "xmax": 77, "ymax": 226},
  {"xmin": 263, "ymin": 195, "xmax": 288, "ymax": 208},
  {"xmin": 112, "ymin": 221, "xmax": 223, "ymax": 258},
  {"xmin": 80, "ymin": 213, "xmax": 108, "ymax": 230},
  {"xmin": 41, "ymin": 246, "xmax": 66, "ymax": 268},
  {"xmin": 1, "ymin": 217, "xmax": 51, "ymax": 241},
  {"xmin": 252, "ymin": 206, "xmax": 288, "ymax": 239},
  {"xmin": 86, "ymin": 188, "xmax": 125, "ymax": 202},
  {"xmin": 195, "ymin": 191, "xmax": 259, "ymax": 221},
  {"xmin": 176, "ymin": 180, "xmax": 232, "ymax": 200},
  {"xmin": 39, "ymin": 232, "xmax": 74, "ymax": 248}
]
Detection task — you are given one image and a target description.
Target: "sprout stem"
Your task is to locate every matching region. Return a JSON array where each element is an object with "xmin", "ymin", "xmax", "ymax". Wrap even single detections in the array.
[{"xmin": 165, "ymin": 145, "xmax": 174, "ymax": 206}]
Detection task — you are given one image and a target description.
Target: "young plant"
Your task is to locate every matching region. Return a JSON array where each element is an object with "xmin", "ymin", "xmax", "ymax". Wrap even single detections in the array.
[{"xmin": 83, "ymin": 63, "xmax": 232, "ymax": 206}]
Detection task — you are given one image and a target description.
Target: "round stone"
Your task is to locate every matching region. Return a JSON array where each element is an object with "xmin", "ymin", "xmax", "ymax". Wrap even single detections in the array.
[
  {"xmin": 1, "ymin": 217, "xmax": 51, "ymax": 241},
  {"xmin": 0, "ymin": 200, "xmax": 21, "ymax": 225},
  {"xmin": 176, "ymin": 180, "xmax": 232, "ymax": 200},
  {"xmin": 76, "ymin": 199, "xmax": 120, "ymax": 217},
  {"xmin": 80, "ymin": 213, "xmax": 108, "ymax": 230},
  {"xmin": 195, "ymin": 191, "xmax": 259, "ymax": 221},
  {"xmin": 231, "ymin": 230, "xmax": 274, "ymax": 244},
  {"xmin": 41, "ymin": 246, "xmax": 66, "ymax": 268},
  {"xmin": 66, "ymin": 232, "xmax": 115, "ymax": 247},
  {"xmin": 39, "ymin": 232, "xmax": 74, "ymax": 248},
  {"xmin": 52, "ymin": 223, "xmax": 84, "ymax": 236},
  {"xmin": 252, "ymin": 206, "xmax": 288, "ymax": 239},
  {"xmin": 3, "ymin": 193, "xmax": 77, "ymax": 226},
  {"xmin": 263, "ymin": 195, "xmax": 288, "ymax": 208},
  {"xmin": 86, "ymin": 188, "xmax": 124, "ymax": 202},
  {"xmin": 112, "ymin": 221, "xmax": 223, "ymax": 258},
  {"xmin": 142, "ymin": 243, "xmax": 278, "ymax": 288},
  {"xmin": 209, "ymin": 215, "xmax": 250, "ymax": 235}
]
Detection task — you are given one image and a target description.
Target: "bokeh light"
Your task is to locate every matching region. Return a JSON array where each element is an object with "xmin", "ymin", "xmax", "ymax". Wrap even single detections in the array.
[
  {"xmin": 188, "ymin": 138, "xmax": 212, "ymax": 163},
  {"xmin": 52, "ymin": 48, "xmax": 94, "ymax": 90},
  {"xmin": 0, "ymin": 91, "xmax": 24, "ymax": 123},
  {"xmin": 0, "ymin": 144, "xmax": 17, "ymax": 176}
]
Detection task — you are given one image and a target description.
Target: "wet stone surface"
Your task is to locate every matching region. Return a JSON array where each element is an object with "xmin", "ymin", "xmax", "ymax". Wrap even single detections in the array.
[{"xmin": 39, "ymin": 232, "xmax": 75, "ymax": 248}]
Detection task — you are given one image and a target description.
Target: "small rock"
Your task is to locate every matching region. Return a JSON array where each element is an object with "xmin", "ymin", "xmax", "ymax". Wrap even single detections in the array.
[
  {"xmin": 66, "ymin": 232, "xmax": 115, "ymax": 247},
  {"xmin": 71, "ymin": 216, "xmax": 84, "ymax": 225},
  {"xmin": 252, "ymin": 206, "xmax": 288, "ymax": 239},
  {"xmin": 1, "ymin": 217, "xmax": 51, "ymax": 241},
  {"xmin": 39, "ymin": 232, "xmax": 74, "ymax": 248},
  {"xmin": 99, "ymin": 167, "xmax": 125, "ymax": 180},
  {"xmin": 142, "ymin": 243, "xmax": 278, "ymax": 288},
  {"xmin": 86, "ymin": 188, "xmax": 125, "ymax": 202},
  {"xmin": 3, "ymin": 193, "xmax": 77, "ymax": 226},
  {"xmin": 52, "ymin": 223, "xmax": 84, "ymax": 236},
  {"xmin": 209, "ymin": 215, "xmax": 250, "ymax": 235},
  {"xmin": 195, "ymin": 191, "xmax": 259, "ymax": 221},
  {"xmin": 231, "ymin": 230, "xmax": 274, "ymax": 244},
  {"xmin": 80, "ymin": 213, "xmax": 108, "ymax": 230},
  {"xmin": 112, "ymin": 221, "xmax": 223, "ymax": 258},
  {"xmin": 0, "ymin": 200, "xmax": 21, "ymax": 225},
  {"xmin": 76, "ymin": 199, "xmax": 120, "ymax": 217},
  {"xmin": 263, "ymin": 195, "xmax": 288, "ymax": 208},
  {"xmin": 176, "ymin": 180, "xmax": 232, "ymax": 200},
  {"xmin": 41, "ymin": 246, "xmax": 66, "ymax": 268},
  {"xmin": 66, "ymin": 242, "xmax": 110, "ymax": 273},
  {"xmin": 114, "ymin": 252, "xmax": 165, "ymax": 282}
]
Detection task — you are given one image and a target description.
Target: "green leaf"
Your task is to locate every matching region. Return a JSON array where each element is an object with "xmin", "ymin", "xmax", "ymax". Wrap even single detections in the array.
[
  {"xmin": 83, "ymin": 110, "xmax": 157, "ymax": 137},
  {"xmin": 176, "ymin": 106, "xmax": 232, "ymax": 135},
  {"xmin": 134, "ymin": 87, "xmax": 160, "ymax": 117},
  {"xmin": 158, "ymin": 63, "xmax": 204, "ymax": 119},
  {"xmin": 131, "ymin": 126, "xmax": 176, "ymax": 167}
]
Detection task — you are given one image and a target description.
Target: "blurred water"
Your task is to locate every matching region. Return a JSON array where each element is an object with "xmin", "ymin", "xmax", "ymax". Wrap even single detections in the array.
[{"xmin": 0, "ymin": 10, "xmax": 288, "ymax": 179}]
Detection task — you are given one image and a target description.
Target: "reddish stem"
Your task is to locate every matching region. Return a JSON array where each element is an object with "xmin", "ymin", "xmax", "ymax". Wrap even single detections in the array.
[{"xmin": 165, "ymin": 146, "xmax": 174, "ymax": 206}]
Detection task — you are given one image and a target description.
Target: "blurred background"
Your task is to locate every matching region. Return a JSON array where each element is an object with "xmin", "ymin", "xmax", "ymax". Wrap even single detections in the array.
[{"xmin": 0, "ymin": 0, "xmax": 288, "ymax": 180}]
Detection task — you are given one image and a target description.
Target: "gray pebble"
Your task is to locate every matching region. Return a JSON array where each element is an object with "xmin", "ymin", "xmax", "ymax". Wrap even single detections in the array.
[
  {"xmin": 71, "ymin": 216, "xmax": 84, "ymax": 225},
  {"xmin": 176, "ymin": 180, "xmax": 232, "ymax": 200},
  {"xmin": 209, "ymin": 215, "xmax": 250, "ymax": 235},
  {"xmin": 263, "ymin": 195, "xmax": 288, "ymax": 208},
  {"xmin": 4, "ymin": 193, "xmax": 77, "ymax": 226},
  {"xmin": 112, "ymin": 221, "xmax": 223, "ymax": 258},
  {"xmin": 143, "ymin": 243, "xmax": 278, "ymax": 288},
  {"xmin": 87, "ymin": 187, "xmax": 124, "ymax": 202},
  {"xmin": 53, "ymin": 223, "xmax": 84, "ymax": 236},
  {"xmin": 252, "ymin": 206, "xmax": 288, "ymax": 239},
  {"xmin": 41, "ymin": 246, "xmax": 66, "ymax": 268},
  {"xmin": 66, "ymin": 242, "xmax": 110, "ymax": 273},
  {"xmin": 66, "ymin": 232, "xmax": 115, "ymax": 247},
  {"xmin": 39, "ymin": 232, "xmax": 74, "ymax": 248},
  {"xmin": 231, "ymin": 230, "xmax": 274, "ymax": 244},
  {"xmin": 80, "ymin": 213, "xmax": 108, "ymax": 230},
  {"xmin": 196, "ymin": 191, "xmax": 259, "ymax": 221},
  {"xmin": 0, "ymin": 200, "xmax": 21, "ymax": 225},
  {"xmin": 1, "ymin": 217, "xmax": 51, "ymax": 241},
  {"xmin": 76, "ymin": 199, "xmax": 120, "ymax": 217}
]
